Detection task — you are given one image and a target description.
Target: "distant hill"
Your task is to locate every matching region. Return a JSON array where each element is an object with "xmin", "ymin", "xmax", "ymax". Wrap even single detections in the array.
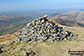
[
  {"xmin": 0, "ymin": 10, "xmax": 60, "ymax": 35},
  {"xmin": 53, "ymin": 11, "xmax": 84, "ymax": 27},
  {"xmin": 0, "ymin": 15, "xmax": 33, "ymax": 35}
]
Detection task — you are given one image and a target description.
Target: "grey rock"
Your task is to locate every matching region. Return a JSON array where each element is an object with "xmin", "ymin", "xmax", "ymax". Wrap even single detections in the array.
[
  {"xmin": 16, "ymin": 37, "xmax": 23, "ymax": 41},
  {"xmin": 26, "ymin": 52, "xmax": 30, "ymax": 56},
  {"xmin": 20, "ymin": 48, "xmax": 26, "ymax": 51},
  {"xmin": 0, "ymin": 44, "xmax": 7, "ymax": 48},
  {"xmin": 32, "ymin": 36, "xmax": 37, "ymax": 41},
  {"xmin": 0, "ymin": 48, "xmax": 3, "ymax": 54},
  {"xmin": 15, "ymin": 15, "xmax": 77, "ymax": 42},
  {"xmin": 10, "ymin": 40, "xmax": 15, "ymax": 44},
  {"xmin": 21, "ymin": 37, "xmax": 31, "ymax": 42}
]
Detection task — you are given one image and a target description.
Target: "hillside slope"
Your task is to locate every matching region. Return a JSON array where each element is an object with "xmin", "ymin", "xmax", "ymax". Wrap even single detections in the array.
[
  {"xmin": 0, "ymin": 26, "xmax": 84, "ymax": 56},
  {"xmin": 53, "ymin": 11, "xmax": 84, "ymax": 27},
  {"xmin": 0, "ymin": 15, "xmax": 84, "ymax": 56}
]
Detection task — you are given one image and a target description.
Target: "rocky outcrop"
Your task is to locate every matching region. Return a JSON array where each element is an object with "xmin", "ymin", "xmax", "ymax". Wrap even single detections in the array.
[
  {"xmin": 15, "ymin": 15, "xmax": 77, "ymax": 42},
  {"xmin": 0, "ymin": 48, "xmax": 3, "ymax": 54}
]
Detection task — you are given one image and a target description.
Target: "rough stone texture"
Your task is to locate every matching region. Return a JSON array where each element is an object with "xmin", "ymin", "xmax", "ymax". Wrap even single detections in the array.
[
  {"xmin": 20, "ymin": 48, "xmax": 26, "ymax": 51},
  {"xmin": 26, "ymin": 51, "xmax": 35, "ymax": 56},
  {"xmin": 0, "ymin": 44, "xmax": 7, "ymax": 48},
  {"xmin": 16, "ymin": 15, "xmax": 77, "ymax": 42},
  {"xmin": 0, "ymin": 48, "xmax": 3, "ymax": 54},
  {"xmin": 10, "ymin": 40, "xmax": 15, "ymax": 45}
]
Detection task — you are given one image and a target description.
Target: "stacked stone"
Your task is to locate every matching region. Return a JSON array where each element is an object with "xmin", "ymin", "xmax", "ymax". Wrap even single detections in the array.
[{"xmin": 16, "ymin": 15, "xmax": 77, "ymax": 42}]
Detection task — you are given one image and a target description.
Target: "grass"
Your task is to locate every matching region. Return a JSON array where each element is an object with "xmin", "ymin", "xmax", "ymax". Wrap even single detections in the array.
[
  {"xmin": 0, "ymin": 26, "xmax": 84, "ymax": 56},
  {"xmin": 0, "ymin": 20, "xmax": 31, "ymax": 35}
]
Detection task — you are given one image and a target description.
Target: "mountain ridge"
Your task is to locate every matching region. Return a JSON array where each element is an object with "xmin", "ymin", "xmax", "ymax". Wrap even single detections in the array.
[{"xmin": 52, "ymin": 11, "xmax": 84, "ymax": 27}]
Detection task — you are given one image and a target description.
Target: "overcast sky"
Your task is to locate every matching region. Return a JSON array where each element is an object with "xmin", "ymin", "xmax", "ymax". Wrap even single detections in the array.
[{"xmin": 0, "ymin": 0, "xmax": 84, "ymax": 11}]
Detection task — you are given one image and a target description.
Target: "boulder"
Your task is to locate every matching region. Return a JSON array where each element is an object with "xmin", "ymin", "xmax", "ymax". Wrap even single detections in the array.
[
  {"xmin": 0, "ymin": 44, "xmax": 7, "ymax": 48},
  {"xmin": 10, "ymin": 40, "xmax": 15, "ymax": 45},
  {"xmin": 0, "ymin": 48, "xmax": 3, "ymax": 54},
  {"xmin": 20, "ymin": 48, "xmax": 26, "ymax": 51}
]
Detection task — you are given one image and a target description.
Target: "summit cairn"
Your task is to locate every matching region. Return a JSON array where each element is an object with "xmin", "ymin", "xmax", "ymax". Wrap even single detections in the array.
[{"xmin": 16, "ymin": 15, "xmax": 77, "ymax": 42}]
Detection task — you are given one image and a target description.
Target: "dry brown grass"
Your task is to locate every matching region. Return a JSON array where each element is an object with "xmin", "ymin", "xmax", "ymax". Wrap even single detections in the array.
[{"xmin": 0, "ymin": 26, "xmax": 84, "ymax": 56}]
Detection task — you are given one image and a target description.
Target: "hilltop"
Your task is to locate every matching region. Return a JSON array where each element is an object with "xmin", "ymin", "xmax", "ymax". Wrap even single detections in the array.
[
  {"xmin": 0, "ymin": 15, "xmax": 84, "ymax": 56},
  {"xmin": 0, "ymin": 25, "xmax": 84, "ymax": 56}
]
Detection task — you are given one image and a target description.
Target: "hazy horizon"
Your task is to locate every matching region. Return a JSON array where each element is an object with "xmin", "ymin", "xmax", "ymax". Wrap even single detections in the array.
[{"xmin": 0, "ymin": 0, "xmax": 84, "ymax": 12}]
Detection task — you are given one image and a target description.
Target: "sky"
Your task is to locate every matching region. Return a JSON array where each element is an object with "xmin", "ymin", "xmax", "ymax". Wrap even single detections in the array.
[{"xmin": 0, "ymin": 0, "xmax": 84, "ymax": 12}]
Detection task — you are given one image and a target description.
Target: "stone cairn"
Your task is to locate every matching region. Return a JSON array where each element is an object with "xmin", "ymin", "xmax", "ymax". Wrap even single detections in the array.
[{"xmin": 15, "ymin": 15, "xmax": 77, "ymax": 42}]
